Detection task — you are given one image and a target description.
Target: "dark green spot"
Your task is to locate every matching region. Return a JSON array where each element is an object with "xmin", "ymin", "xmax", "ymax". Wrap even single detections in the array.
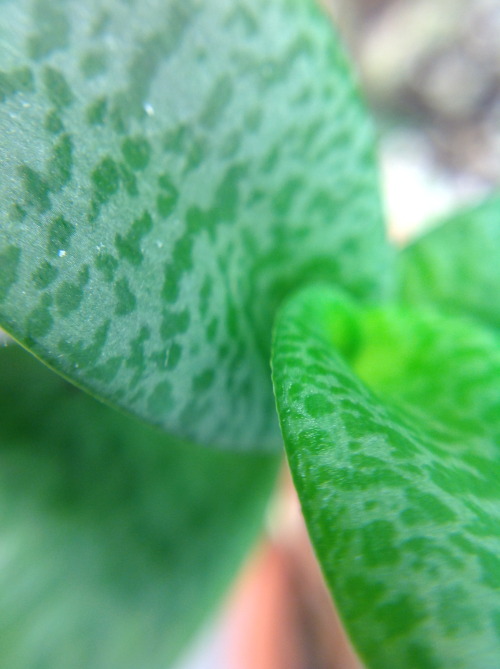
[
  {"xmin": 86, "ymin": 97, "xmax": 107, "ymax": 126},
  {"xmin": 92, "ymin": 156, "xmax": 120, "ymax": 204},
  {"xmin": 9, "ymin": 203, "xmax": 27, "ymax": 222},
  {"xmin": 405, "ymin": 643, "xmax": 439, "ymax": 669},
  {"xmin": 160, "ymin": 309, "xmax": 190, "ymax": 340},
  {"xmin": 80, "ymin": 49, "xmax": 108, "ymax": 79},
  {"xmin": 226, "ymin": 6, "xmax": 258, "ymax": 35},
  {"xmin": 206, "ymin": 318, "xmax": 218, "ymax": 342},
  {"xmin": 150, "ymin": 343, "xmax": 182, "ymax": 371},
  {"xmin": 28, "ymin": 0, "xmax": 70, "ymax": 60},
  {"xmin": 92, "ymin": 11, "xmax": 111, "ymax": 38},
  {"xmin": 157, "ymin": 194, "xmax": 177, "ymax": 218},
  {"xmin": 273, "ymin": 178, "xmax": 301, "ymax": 216},
  {"xmin": 361, "ymin": 520, "xmax": 399, "ymax": 567},
  {"xmin": 477, "ymin": 548, "xmax": 500, "ymax": 588},
  {"xmin": 157, "ymin": 174, "xmax": 178, "ymax": 218},
  {"xmin": 118, "ymin": 163, "xmax": 138, "ymax": 197},
  {"xmin": 126, "ymin": 326, "xmax": 150, "ymax": 368},
  {"xmin": 109, "ymin": 100, "xmax": 127, "ymax": 134},
  {"xmin": 161, "ymin": 266, "xmax": 180, "ymax": 304},
  {"xmin": 403, "ymin": 490, "xmax": 457, "ymax": 525},
  {"xmin": 26, "ymin": 294, "xmax": 53, "ymax": 337},
  {"xmin": 213, "ymin": 165, "xmax": 246, "ymax": 223},
  {"xmin": 113, "ymin": 6, "xmax": 192, "ymax": 128},
  {"xmin": 43, "ymin": 67, "xmax": 73, "ymax": 108},
  {"xmin": 32, "ymin": 261, "xmax": 58, "ymax": 289},
  {"xmin": 0, "ymin": 246, "xmax": 21, "ymax": 301},
  {"xmin": 115, "ymin": 211, "xmax": 153, "ymax": 266},
  {"xmin": 173, "ymin": 235, "xmax": 194, "ymax": 269},
  {"xmin": 164, "ymin": 124, "xmax": 188, "ymax": 153},
  {"xmin": 44, "ymin": 109, "xmax": 64, "ymax": 134},
  {"xmin": 184, "ymin": 136, "xmax": 208, "ymax": 174},
  {"xmin": 58, "ymin": 320, "xmax": 110, "ymax": 367},
  {"xmin": 226, "ymin": 300, "xmax": 239, "ymax": 338},
  {"xmin": 193, "ymin": 369, "xmax": 215, "ymax": 393},
  {"xmin": 121, "ymin": 136, "xmax": 151, "ymax": 170},
  {"xmin": 89, "ymin": 356, "xmax": 122, "ymax": 383},
  {"xmin": 340, "ymin": 575, "xmax": 386, "ymax": 615},
  {"xmin": 47, "ymin": 215, "xmax": 75, "ymax": 256},
  {"xmin": 377, "ymin": 593, "xmax": 425, "ymax": 638},
  {"xmin": 147, "ymin": 380, "xmax": 172, "ymax": 416},
  {"xmin": 261, "ymin": 146, "xmax": 279, "ymax": 174},
  {"xmin": 437, "ymin": 585, "xmax": 480, "ymax": 636},
  {"xmin": 56, "ymin": 281, "xmax": 83, "ymax": 316},
  {"xmin": 56, "ymin": 266, "xmax": 89, "ymax": 316},
  {"xmin": 200, "ymin": 75, "xmax": 233, "ymax": 129},
  {"xmin": 18, "ymin": 166, "xmax": 50, "ymax": 212},
  {"xmin": 245, "ymin": 108, "xmax": 262, "ymax": 131},
  {"xmin": 94, "ymin": 253, "xmax": 117, "ymax": 282},
  {"xmin": 0, "ymin": 67, "xmax": 34, "ymax": 103},
  {"xmin": 185, "ymin": 206, "xmax": 210, "ymax": 235},
  {"xmin": 199, "ymin": 277, "xmax": 212, "ymax": 318},
  {"xmin": 220, "ymin": 131, "xmax": 242, "ymax": 160},
  {"xmin": 166, "ymin": 342, "xmax": 182, "ymax": 370},
  {"xmin": 304, "ymin": 393, "xmax": 334, "ymax": 418},
  {"xmin": 114, "ymin": 278, "xmax": 136, "ymax": 315},
  {"xmin": 47, "ymin": 133, "xmax": 73, "ymax": 191}
]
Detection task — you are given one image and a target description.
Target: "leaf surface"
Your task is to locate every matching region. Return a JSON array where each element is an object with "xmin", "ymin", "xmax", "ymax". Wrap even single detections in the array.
[
  {"xmin": 0, "ymin": 342, "xmax": 279, "ymax": 668},
  {"xmin": 0, "ymin": 0, "xmax": 393, "ymax": 449},
  {"xmin": 272, "ymin": 284, "xmax": 500, "ymax": 669},
  {"xmin": 399, "ymin": 196, "xmax": 500, "ymax": 331}
]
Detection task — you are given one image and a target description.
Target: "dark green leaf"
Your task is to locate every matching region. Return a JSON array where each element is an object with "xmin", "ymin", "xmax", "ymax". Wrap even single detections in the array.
[
  {"xmin": 272, "ymin": 284, "xmax": 500, "ymax": 669},
  {"xmin": 0, "ymin": 342, "xmax": 279, "ymax": 668},
  {"xmin": 399, "ymin": 195, "xmax": 500, "ymax": 331},
  {"xmin": 0, "ymin": 0, "xmax": 393, "ymax": 449}
]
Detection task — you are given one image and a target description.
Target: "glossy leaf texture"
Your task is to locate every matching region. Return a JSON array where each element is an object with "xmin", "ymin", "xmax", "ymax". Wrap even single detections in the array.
[
  {"xmin": 399, "ymin": 196, "xmax": 500, "ymax": 331},
  {"xmin": 272, "ymin": 284, "xmax": 500, "ymax": 669},
  {"xmin": 0, "ymin": 0, "xmax": 393, "ymax": 449},
  {"xmin": 0, "ymin": 342, "xmax": 279, "ymax": 669}
]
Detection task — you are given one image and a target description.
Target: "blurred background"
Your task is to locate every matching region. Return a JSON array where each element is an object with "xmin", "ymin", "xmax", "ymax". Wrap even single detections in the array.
[
  {"xmin": 331, "ymin": 0, "xmax": 500, "ymax": 242},
  {"xmin": 176, "ymin": 1, "xmax": 500, "ymax": 667}
]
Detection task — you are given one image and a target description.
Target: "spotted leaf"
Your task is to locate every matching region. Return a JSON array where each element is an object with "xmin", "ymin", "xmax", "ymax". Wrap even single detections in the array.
[
  {"xmin": 272, "ymin": 284, "xmax": 500, "ymax": 668},
  {"xmin": 0, "ymin": 0, "xmax": 393, "ymax": 449}
]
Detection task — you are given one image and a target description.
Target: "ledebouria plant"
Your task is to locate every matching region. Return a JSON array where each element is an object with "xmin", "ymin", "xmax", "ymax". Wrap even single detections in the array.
[{"xmin": 2, "ymin": 1, "xmax": 500, "ymax": 667}]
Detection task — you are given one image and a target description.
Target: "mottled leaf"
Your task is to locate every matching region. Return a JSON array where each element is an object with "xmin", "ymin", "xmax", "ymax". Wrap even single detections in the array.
[
  {"xmin": 0, "ymin": 342, "xmax": 279, "ymax": 668},
  {"xmin": 0, "ymin": 0, "xmax": 393, "ymax": 449},
  {"xmin": 399, "ymin": 195, "xmax": 500, "ymax": 331},
  {"xmin": 272, "ymin": 284, "xmax": 500, "ymax": 669}
]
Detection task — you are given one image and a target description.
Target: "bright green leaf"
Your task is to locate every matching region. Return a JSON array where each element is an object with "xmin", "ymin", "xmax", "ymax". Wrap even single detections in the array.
[
  {"xmin": 399, "ymin": 196, "xmax": 500, "ymax": 331},
  {"xmin": 0, "ymin": 342, "xmax": 279, "ymax": 668},
  {"xmin": 272, "ymin": 284, "xmax": 500, "ymax": 669},
  {"xmin": 0, "ymin": 0, "xmax": 393, "ymax": 449}
]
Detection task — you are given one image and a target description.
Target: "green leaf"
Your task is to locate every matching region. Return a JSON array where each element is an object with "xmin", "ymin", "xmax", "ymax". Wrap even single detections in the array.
[
  {"xmin": 0, "ymin": 0, "xmax": 393, "ymax": 449},
  {"xmin": 272, "ymin": 284, "xmax": 500, "ymax": 669},
  {"xmin": 0, "ymin": 342, "xmax": 279, "ymax": 668},
  {"xmin": 399, "ymin": 195, "xmax": 500, "ymax": 331}
]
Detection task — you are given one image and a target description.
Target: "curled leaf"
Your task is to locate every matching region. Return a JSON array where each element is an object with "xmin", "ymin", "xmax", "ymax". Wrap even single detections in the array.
[{"xmin": 273, "ymin": 284, "xmax": 500, "ymax": 668}]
